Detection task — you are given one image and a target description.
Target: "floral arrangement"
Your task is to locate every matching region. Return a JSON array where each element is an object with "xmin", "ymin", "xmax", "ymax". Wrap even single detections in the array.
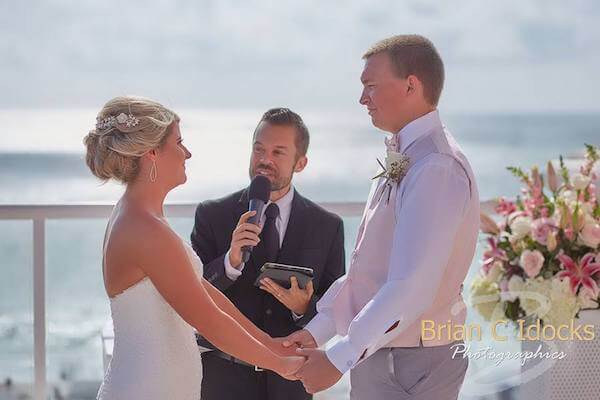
[{"xmin": 472, "ymin": 144, "xmax": 600, "ymax": 327}]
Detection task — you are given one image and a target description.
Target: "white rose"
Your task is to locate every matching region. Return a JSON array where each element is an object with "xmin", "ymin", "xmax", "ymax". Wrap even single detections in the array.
[
  {"xmin": 543, "ymin": 278, "xmax": 579, "ymax": 327},
  {"xmin": 501, "ymin": 275, "xmax": 525, "ymax": 302},
  {"xmin": 578, "ymin": 287, "xmax": 599, "ymax": 310},
  {"xmin": 385, "ymin": 151, "xmax": 406, "ymax": 171},
  {"xmin": 561, "ymin": 190, "xmax": 578, "ymax": 204},
  {"xmin": 572, "ymin": 173, "xmax": 592, "ymax": 191},
  {"xmin": 508, "ymin": 275, "xmax": 525, "ymax": 292},
  {"xmin": 470, "ymin": 277, "xmax": 502, "ymax": 322},
  {"xmin": 487, "ymin": 261, "xmax": 503, "ymax": 283},
  {"xmin": 510, "ymin": 217, "xmax": 532, "ymax": 240},
  {"xmin": 580, "ymin": 221, "xmax": 600, "ymax": 249},
  {"xmin": 521, "ymin": 278, "xmax": 552, "ymax": 318}
]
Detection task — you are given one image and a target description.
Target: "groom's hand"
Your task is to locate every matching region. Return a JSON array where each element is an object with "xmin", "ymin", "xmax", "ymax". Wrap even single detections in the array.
[
  {"xmin": 295, "ymin": 348, "xmax": 342, "ymax": 394},
  {"xmin": 281, "ymin": 329, "xmax": 317, "ymax": 349},
  {"xmin": 259, "ymin": 277, "xmax": 314, "ymax": 315}
]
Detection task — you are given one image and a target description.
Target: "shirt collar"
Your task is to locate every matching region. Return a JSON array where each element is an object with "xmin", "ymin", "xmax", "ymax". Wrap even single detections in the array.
[
  {"xmin": 394, "ymin": 109, "xmax": 442, "ymax": 153},
  {"xmin": 265, "ymin": 185, "xmax": 295, "ymax": 221}
]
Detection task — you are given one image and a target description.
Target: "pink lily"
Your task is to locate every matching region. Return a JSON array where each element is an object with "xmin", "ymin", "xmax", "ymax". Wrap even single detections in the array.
[
  {"xmin": 557, "ymin": 253, "xmax": 600, "ymax": 297},
  {"xmin": 482, "ymin": 237, "xmax": 508, "ymax": 273},
  {"xmin": 495, "ymin": 197, "xmax": 517, "ymax": 216}
]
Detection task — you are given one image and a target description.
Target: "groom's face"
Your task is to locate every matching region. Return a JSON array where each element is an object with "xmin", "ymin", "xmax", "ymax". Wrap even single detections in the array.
[
  {"xmin": 359, "ymin": 52, "xmax": 410, "ymax": 133},
  {"xmin": 249, "ymin": 122, "xmax": 307, "ymax": 191}
]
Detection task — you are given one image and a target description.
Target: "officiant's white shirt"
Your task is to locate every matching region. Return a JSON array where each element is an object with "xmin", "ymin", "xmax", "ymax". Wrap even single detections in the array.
[{"xmin": 222, "ymin": 186, "xmax": 303, "ymax": 320}]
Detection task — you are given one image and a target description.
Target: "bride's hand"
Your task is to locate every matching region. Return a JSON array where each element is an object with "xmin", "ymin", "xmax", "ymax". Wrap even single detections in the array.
[
  {"xmin": 269, "ymin": 337, "xmax": 301, "ymax": 357},
  {"xmin": 277, "ymin": 356, "xmax": 305, "ymax": 381}
]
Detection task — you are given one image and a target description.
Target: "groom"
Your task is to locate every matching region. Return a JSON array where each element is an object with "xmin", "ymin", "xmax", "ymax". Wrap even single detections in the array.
[{"xmin": 283, "ymin": 35, "xmax": 480, "ymax": 399}]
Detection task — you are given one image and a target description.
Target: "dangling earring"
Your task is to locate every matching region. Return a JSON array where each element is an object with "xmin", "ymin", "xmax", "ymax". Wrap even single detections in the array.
[{"xmin": 150, "ymin": 160, "xmax": 158, "ymax": 182}]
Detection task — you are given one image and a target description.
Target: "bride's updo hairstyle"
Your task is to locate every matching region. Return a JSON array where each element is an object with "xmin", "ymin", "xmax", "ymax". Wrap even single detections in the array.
[{"xmin": 84, "ymin": 96, "xmax": 179, "ymax": 184}]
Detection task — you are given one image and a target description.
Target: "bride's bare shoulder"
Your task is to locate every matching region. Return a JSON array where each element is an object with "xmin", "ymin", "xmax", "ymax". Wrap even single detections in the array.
[{"xmin": 106, "ymin": 209, "xmax": 177, "ymax": 256}]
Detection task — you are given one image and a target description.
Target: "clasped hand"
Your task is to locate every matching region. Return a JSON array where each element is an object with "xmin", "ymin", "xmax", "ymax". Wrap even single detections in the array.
[{"xmin": 272, "ymin": 329, "xmax": 343, "ymax": 394}]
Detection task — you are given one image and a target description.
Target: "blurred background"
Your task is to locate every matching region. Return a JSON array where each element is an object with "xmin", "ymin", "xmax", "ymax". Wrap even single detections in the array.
[{"xmin": 1, "ymin": 0, "xmax": 599, "ymax": 398}]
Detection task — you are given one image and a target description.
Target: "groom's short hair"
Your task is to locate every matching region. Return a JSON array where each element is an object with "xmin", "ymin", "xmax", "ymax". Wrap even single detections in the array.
[
  {"xmin": 254, "ymin": 108, "xmax": 310, "ymax": 158},
  {"xmin": 363, "ymin": 34, "xmax": 445, "ymax": 106}
]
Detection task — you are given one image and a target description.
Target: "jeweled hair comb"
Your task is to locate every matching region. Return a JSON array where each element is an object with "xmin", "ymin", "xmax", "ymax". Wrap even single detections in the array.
[{"xmin": 96, "ymin": 113, "xmax": 140, "ymax": 131}]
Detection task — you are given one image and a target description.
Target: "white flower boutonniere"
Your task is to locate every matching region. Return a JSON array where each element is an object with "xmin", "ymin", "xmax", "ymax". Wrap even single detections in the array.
[{"xmin": 372, "ymin": 150, "xmax": 410, "ymax": 204}]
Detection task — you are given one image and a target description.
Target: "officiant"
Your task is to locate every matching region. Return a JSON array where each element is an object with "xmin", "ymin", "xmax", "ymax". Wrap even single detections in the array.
[{"xmin": 191, "ymin": 107, "xmax": 345, "ymax": 400}]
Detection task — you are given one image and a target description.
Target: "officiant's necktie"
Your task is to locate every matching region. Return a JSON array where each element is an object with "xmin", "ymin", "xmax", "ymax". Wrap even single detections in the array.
[{"xmin": 262, "ymin": 203, "xmax": 280, "ymax": 262}]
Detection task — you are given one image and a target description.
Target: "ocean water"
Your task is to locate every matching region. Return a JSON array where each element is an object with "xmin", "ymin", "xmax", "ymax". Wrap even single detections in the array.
[{"xmin": 1, "ymin": 109, "xmax": 599, "ymax": 396}]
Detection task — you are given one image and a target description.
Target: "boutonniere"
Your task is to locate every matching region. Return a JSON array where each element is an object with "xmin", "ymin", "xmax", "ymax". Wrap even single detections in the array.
[{"xmin": 372, "ymin": 151, "xmax": 410, "ymax": 204}]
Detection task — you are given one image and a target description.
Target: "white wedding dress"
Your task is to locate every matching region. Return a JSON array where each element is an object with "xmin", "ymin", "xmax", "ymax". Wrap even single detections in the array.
[{"xmin": 97, "ymin": 242, "xmax": 203, "ymax": 399}]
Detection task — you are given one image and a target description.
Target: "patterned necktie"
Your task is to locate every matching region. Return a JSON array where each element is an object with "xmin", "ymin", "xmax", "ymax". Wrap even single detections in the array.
[{"xmin": 262, "ymin": 203, "xmax": 280, "ymax": 262}]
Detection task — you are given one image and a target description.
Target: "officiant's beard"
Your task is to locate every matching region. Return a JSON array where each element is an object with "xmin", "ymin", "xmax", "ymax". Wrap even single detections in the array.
[{"xmin": 249, "ymin": 165, "xmax": 293, "ymax": 192}]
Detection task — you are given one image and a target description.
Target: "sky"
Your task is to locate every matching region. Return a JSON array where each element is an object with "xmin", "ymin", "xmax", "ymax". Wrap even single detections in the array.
[{"xmin": 2, "ymin": 0, "xmax": 599, "ymax": 113}]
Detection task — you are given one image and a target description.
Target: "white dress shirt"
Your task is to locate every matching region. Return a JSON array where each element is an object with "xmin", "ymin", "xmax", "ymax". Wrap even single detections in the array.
[{"xmin": 224, "ymin": 186, "xmax": 303, "ymax": 320}]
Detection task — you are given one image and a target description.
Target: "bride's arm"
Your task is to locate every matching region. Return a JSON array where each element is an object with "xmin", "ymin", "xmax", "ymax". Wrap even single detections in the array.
[
  {"xmin": 202, "ymin": 279, "xmax": 297, "ymax": 356},
  {"xmin": 202, "ymin": 279, "xmax": 268, "ymax": 341},
  {"xmin": 132, "ymin": 218, "xmax": 301, "ymax": 375}
]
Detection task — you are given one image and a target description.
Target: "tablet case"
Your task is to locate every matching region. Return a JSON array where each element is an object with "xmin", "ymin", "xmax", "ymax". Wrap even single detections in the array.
[{"xmin": 254, "ymin": 262, "xmax": 314, "ymax": 289}]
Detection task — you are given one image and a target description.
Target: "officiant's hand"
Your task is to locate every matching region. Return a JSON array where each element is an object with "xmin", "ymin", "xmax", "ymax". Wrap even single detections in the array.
[
  {"xmin": 229, "ymin": 210, "xmax": 262, "ymax": 269},
  {"xmin": 259, "ymin": 276, "xmax": 314, "ymax": 315},
  {"xmin": 295, "ymin": 348, "xmax": 342, "ymax": 393}
]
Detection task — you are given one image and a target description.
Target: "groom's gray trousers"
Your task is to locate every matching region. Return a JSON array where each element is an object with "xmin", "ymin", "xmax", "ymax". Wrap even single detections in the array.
[{"xmin": 350, "ymin": 340, "xmax": 468, "ymax": 400}]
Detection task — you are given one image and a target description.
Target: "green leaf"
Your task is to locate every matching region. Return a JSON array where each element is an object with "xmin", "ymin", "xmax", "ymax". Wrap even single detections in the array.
[
  {"xmin": 507, "ymin": 166, "xmax": 530, "ymax": 184},
  {"xmin": 516, "ymin": 195, "xmax": 525, "ymax": 211},
  {"xmin": 585, "ymin": 143, "xmax": 599, "ymax": 162},
  {"xmin": 559, "ymin": 155, "xmax": 570, "ymax": 185},
  {"xmin": 572, "ymin": 202, "xmax": 580, "ymax": 230},
  {"xmin": 504, "ymin": 299, "xmax": 522, "ymax": 322}
]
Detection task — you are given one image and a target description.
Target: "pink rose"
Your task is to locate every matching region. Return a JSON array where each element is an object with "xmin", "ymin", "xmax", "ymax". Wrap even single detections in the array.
[
  {"xmin": 580, "ymin": 222, "xmax": 600, "ymax": 249},
  {"xmin": 520, "ymin": 250, "xmax": 545, "ymax": 278},
  {"xmin": 564, "ymin": 227, "xmax": 575, "ymax": 241},
  {"xmin": 531, "ymin": 218, "xmax": 556, "ymax": 245}
]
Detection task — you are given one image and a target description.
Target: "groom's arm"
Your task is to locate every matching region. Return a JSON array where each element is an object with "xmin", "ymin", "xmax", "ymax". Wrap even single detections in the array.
[{"xmin": 325, "ymin": 155, "xmax": 472, "ymax": 374}]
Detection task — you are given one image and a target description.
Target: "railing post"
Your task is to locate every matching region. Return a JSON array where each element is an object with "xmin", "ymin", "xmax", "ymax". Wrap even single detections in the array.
[{"xmin": 33, "ymin": 218, "xmax": 46, "ymax": 400}]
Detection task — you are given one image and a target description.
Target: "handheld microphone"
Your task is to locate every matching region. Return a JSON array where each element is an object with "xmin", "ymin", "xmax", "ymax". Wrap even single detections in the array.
[{"xmin": 242, "ymin": 175, "xmax": 271, "ymax": 262}]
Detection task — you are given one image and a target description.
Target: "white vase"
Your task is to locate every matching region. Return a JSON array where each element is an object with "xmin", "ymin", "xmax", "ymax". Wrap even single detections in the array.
[{"xmin": 519, "ymin": 310, "xmax": 600, "ymax": 400}]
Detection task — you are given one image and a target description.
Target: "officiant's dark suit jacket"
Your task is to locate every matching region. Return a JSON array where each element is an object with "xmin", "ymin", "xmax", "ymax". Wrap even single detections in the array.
[{"xmin": 191, "ymin": 187, "xmax": 345, "ymax": 400}]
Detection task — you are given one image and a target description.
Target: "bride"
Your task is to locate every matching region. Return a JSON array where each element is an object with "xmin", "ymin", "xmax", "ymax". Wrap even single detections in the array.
[{"xmin": 84, "ymin": 96, "xmax": 304, "ymax": 399}]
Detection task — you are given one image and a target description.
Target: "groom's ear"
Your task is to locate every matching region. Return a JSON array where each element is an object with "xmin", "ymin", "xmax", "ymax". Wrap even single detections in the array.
[
  {"xmin": 406, "ymin": 75, "xmax": 417, "ymax": 94},
  {"xmin": 294, "ymin": 155, "xmax": 308, "ymax": 173},
  {"xmin": 406, "ymin": 74, "xmax": 426, "ymax": 101}
]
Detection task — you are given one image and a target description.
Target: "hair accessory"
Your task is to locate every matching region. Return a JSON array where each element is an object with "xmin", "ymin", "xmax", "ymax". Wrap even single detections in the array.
[{"xmin": 96, "ymin": 113, "xmax": 140, "ymax": 131}]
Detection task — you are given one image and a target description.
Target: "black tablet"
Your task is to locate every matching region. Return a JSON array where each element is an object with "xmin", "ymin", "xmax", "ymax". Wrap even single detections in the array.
[{"xmin": 254, "ymin": 262, "xmax": 314, "ymax": 289}]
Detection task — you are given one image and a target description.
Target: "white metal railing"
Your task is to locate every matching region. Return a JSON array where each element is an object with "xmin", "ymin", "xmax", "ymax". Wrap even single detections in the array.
[
  {"xmin": 0, "ymin": 200, "xmax": 498, "ymax": 399},
  {"xmin": 0, "ymin": 201, "xmax": 365, "ymax": 400}
]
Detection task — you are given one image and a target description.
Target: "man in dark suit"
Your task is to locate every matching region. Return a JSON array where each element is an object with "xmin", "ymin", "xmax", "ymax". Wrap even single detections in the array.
[{"xmin": 191, "ymin": 108, "xmax": 345, "ymax": 400}]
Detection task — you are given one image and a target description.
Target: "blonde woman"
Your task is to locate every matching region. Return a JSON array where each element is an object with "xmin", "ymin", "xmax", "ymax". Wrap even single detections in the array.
[{"xmin": 84, "ymin": 96, "xmax": 304, "ymax": 399}]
